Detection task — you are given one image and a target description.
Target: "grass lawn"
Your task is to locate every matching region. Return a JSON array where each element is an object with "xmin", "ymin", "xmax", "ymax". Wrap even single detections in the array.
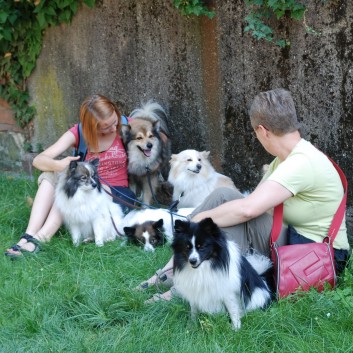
[{"xmin": 1, "ymin": 173, "xmax": 353, "ymax": 353}]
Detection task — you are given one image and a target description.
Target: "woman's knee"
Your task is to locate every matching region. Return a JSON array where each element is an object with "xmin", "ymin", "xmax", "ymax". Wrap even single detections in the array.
[
  {"xmin": 205, "ymin": 187, "xmax": 244, "ymax": 205},
  {"xmin": 37, "ymin": 171, "xmax": 58, "ymax": 187},
  {"xmin": 190, "ymin": 187, "xmax": 243, "ymax": 216}
]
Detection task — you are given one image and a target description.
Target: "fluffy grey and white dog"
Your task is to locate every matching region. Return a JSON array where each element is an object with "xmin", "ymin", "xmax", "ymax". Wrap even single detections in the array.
[{"xmin": 55, "ymin": 159, "xmax": 124, "ymax": 246}]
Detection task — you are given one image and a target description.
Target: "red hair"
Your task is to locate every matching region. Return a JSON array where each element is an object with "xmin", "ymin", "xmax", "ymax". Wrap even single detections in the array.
[{"xmin": 80, "ymin": 94, "xmax": 121, "ymax": 153}]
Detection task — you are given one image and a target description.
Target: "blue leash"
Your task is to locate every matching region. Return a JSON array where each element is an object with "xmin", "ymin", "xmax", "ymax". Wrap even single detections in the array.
[{"xmin": 98, "ymin": 175, "xmax": 188, "ymax": 219}]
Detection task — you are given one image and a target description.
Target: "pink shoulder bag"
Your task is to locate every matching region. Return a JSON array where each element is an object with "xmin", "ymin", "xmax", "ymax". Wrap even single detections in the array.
[{"xmin": 270, "ymin": 157, "xmax": 348, "ymax": 299}]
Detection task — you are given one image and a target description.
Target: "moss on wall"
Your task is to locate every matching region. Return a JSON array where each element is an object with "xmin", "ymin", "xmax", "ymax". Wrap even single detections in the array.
[{"xmin": 31, "ymin": 66, "xmax": 69, "ymax": 151}]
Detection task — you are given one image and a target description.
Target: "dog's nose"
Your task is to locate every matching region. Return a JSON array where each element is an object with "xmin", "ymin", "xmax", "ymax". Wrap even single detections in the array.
[
  {"xmin": 91, "ymin": 182, "xmax": 97, "ymax": 188},
  {"xmin": 189, "ymin": 257, "xmax": 198, "ymax": 266},
  {"xmin": 196, "ymin": 164, "xmax": 202, "ymax": 170},
  {"xmin": 146, "ymin": 142, "xmax": 153, "ymax": 149}
]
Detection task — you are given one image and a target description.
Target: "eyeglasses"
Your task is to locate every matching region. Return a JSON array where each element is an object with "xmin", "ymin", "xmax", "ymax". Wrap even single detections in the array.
[{"xmin": 252, "ymin": 124, "xmax": 269, "ymax": 138}]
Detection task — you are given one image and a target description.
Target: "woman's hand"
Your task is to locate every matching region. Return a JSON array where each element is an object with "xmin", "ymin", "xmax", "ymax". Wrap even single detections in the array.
[
  {"xmin": 191, "ymin": 180, "xmax": 292, "ymax": 227},
  {"xmin": 55, "ymin": 156, "xmax": 81, "ymax": 171},
  {"xmin": 33, "ymin": 131, "xmax": 78, "ymax": 172}
]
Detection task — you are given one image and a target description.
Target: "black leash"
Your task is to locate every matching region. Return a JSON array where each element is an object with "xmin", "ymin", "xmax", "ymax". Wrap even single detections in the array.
[
  {"xmin": 109, "ymin": 213, "xmax": 125, "ymax": 238},
  {"xmin": 145, "ymin": 167, "xmax": 163, "ymax": 206}
]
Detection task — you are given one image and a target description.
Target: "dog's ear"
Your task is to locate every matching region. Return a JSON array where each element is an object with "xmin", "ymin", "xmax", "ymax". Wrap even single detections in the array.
[
  {"xmin": 174, "ymin": 219, "xmax": 189, "ymax": 234},
  {"xmin": 199, "ymin": 218, "xmax": 221, "ymax": 237},
  {"xmin": 123, "ymin": 226, "xmax": 136, "ymax": 238},
  {"xmin": 169, "ymin": 154, "xmax": 177, "ymax": 164},
  {"xmin": 201, "ymin": 151, "xmax": 210, "ymax": 160},
  {"xmin": 153, "ymin": 119, "xmax": 161, "ymax": 133},
  {"xmin": 153, "ymin": 219, "xmax": 164, "ymax": 230},
  {"xmin": 69, "ymin": 161, "xmax": 78, "ymax": 174},
  {"xmin": 120, "ymin": 124, "xmax": 131, "ymax": 143},
  {"xmin": 90, "ymin": 158, "xmax": 99, "ymax": 169}
]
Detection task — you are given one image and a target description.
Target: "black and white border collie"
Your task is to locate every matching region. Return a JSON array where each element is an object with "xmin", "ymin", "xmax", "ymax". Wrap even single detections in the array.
[{"xmin": 172, "ymin": 218, "xmax": 273, "ymax": 330}]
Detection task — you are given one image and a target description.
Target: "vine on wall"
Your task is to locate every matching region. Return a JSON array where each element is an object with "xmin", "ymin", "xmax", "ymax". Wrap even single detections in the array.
[
  {"xmin": 244, "ymin": 0, "xmax": 307, "ymax": 47},
  {"xmin": 1, "ymin": 0, "xmax": 313, "ymax": 129},
  {"xmin": 0, "ymin": 0, "xmax": 96, "ymax": 129},
  {"xmin": 172, "ymin": 0, "xmax": 215, "ymax": 18}
]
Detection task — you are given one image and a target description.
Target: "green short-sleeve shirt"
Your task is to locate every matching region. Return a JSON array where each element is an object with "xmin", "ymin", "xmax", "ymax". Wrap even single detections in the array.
[{"xmin": 263, "ymin": 139, "xmax": 349, "ymax": 250}]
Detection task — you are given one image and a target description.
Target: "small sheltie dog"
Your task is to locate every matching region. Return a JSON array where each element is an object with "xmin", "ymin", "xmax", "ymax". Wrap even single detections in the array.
[
  {"xmin": 55, "ymin": 159, "xmax": 124, "ymax": 247},
  {"xmin": 119, "ymin": 207, "xmax": 194, "ymax": 252},
  {"xmin": 172, "ymin": 218, "xmax": 273, "ymax": 330},
  {"xmin": 168, "ymin": 150, "xmax": 238, "ymax": 208},
  {"xmin": 121, "ymin": 101, "xmax": 171, "ymax": 205}
]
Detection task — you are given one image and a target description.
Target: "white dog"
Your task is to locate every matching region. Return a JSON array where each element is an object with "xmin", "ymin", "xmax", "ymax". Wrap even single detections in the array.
[
  {"xmin": 168, "ymin": 149, "xmax": 238, "ymax": 208},
  {"xmin": 55, "ymin": 159, "xmax": 124, "ymax": 247}
]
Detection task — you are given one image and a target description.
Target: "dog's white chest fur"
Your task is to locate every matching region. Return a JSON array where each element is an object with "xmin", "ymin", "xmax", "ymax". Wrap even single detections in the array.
[
  {"xmin": 174, "ymin": 242, "xmax": 242, "ymax": 314},
  {"xmin": 168, "ymin": 150, "xmax": 237, "ymax": 208},
  {"xmin": 55, "ymin": 162, "xmax": 124, "ymax": 247}
]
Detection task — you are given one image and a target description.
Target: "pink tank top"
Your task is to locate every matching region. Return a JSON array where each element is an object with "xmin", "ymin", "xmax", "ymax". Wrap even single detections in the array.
[{"xmin": 69, "ymin": 124, "xmax": 128, "ymax": 187}]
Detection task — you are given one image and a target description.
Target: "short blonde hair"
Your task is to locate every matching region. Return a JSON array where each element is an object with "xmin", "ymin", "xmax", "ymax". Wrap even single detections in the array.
[{"xmin": 249, "ymin": 88, "xmax": 301, "ymax": 136}]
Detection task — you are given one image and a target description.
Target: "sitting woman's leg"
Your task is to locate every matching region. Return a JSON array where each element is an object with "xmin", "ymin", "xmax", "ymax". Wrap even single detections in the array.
[
  {"xmin": 144, "ymin": 187, "xmax": 286, "ymax": 302},
  {"xmin": 143, "ymin": 188, "xmax": 245, "ymax": 300},
  {"xmin": 190, "ymin": 187, "xmax": 287, "ymax": 256},
  {"xmin": 110, "ymin": 186, "xmax": 137, "ymax": 214},
  {"xmin": 137, "ymin": 257, "xmax": 174, "ymax": 290},
  {"xmin": 5, "ymin": 174, "xmax": 62, "ymax": 256}
]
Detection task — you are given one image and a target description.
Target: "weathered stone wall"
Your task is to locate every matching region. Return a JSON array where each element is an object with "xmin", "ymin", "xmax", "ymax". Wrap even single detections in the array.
[{"xmin": 2, "ymin": 1, "xmax": 352, "ymax": 223}]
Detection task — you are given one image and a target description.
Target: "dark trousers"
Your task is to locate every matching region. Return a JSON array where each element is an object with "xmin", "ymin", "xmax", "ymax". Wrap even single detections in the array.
[{"xmin": 110, "ymin": 186, "xmax": 137, "ymax": 214}]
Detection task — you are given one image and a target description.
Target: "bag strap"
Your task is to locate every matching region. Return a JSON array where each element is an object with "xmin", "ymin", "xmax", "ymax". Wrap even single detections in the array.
[
  {"xmin": 270, "ymin": 203, "xmax": 284, "ymax": 244},
  {"xmin": 270, "ymin": 156, "xmax": 348, "ymax": 245},
  {"xmin": 72, "ymin": 123, "xmax": 88, "ymax": 161},
  {"xmin": 121, "ymin": 115, "xmax": 128, "ymax": 125},
  {"xmin": 327, "ymin": 157, "xmax": 348, "ymax": 239}
]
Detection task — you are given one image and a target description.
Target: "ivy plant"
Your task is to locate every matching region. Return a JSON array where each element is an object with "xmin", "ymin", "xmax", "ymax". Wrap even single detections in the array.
[
  {"xmin": 244, "ymin": 0, "xmax": 307, "ymax": 47},
  {"xmin": 0, "ymin": 0, "xmax": 96, "ymax": 128},
  {"xmin": 0, "ymin": 0, "xmax": 317, "ymax": 130},
  {"xmin": 172, "ymin": 0, "xmax": 215, "ymax": 18}
]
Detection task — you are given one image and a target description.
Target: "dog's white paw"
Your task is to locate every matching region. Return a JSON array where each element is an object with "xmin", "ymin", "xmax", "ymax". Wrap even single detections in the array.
[{"xmin": 230, "ymin": 315, "xmax": 241, "ymax": 331}]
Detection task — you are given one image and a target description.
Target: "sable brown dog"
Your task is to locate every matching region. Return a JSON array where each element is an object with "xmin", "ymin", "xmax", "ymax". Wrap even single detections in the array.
[{"xmin": 121, "ymin": 101, "xmax": 171, "ymax": 205}]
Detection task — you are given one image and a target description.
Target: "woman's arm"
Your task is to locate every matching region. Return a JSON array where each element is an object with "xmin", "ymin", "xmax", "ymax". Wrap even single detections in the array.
[
  {"xmin": 33, "ymin": 131, "xmax": 80, "ymax": 172},
  {"xmin": 191, "ymin": 180, "xmax": 293, "ymax": 227}
]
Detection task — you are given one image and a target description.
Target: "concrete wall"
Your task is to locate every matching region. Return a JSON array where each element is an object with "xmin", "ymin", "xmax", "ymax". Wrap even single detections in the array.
[{"xmin": 2, "ymin": 1, "xmax": 352, "ymax": 220}]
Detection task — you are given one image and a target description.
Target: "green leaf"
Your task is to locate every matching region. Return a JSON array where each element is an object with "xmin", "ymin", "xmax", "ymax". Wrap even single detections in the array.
[
  {"xmin": 59, "ymin": 10, "xmax": 72, "ymax": 23},
  {"xmin": 84, "ymin": 0, "xmax": 96, "ymax": 8},
  {"xmin": 2, "ymin": 28, "xmax": 12, "ymax": 41},
  {"xmin": 45, "ymin": 6, "xmax": 57, "ymax": 17},
  {"xmin": 56, "ymin": 0, "xmax": 72, "ymax": 10},
  {"xmin": 0, "ymin": 12, "xmax": 8, "ymax": 24},
  {"xmin": 275, "ymin": 39, "xmax": 288, "ymax": 47},
  {"xmin": 37, "ymin": 12, "xmax": 46, "ymax": 28},
  {"xmin": 70, "ymin": 2, "xmax": 78, "ymax": 13}
]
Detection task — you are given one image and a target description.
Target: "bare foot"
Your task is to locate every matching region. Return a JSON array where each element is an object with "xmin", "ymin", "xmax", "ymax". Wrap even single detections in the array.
[
  {"xmin": 144, "ymin": 289, "xmax": 173, "ymax": 304},
  {"xmin": 135, "ymin": 273, "xmax": 159, "ymax": 290},
  {"xmin": 135, "ymin": 267, "xmax": 174, "ymax": 291},
  {"xmin": 6, "ymin": 240, "xmax": 36, "ymax": 256}
]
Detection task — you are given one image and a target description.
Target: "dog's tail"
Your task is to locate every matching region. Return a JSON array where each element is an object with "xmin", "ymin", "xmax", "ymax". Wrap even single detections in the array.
[{"xmin": 244, "ymin": 251, "xmax": 272, "ymax": 275}]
